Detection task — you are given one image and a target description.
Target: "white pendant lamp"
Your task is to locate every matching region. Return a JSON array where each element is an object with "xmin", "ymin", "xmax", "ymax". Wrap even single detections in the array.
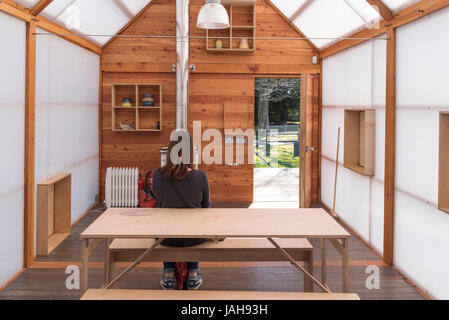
[{"xmin": 196, "ymin": 0, "xmax": 230, "ymax": 29}]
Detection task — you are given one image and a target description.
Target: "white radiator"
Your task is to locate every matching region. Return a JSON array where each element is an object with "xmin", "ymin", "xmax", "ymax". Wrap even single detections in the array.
[{"xmin": 105, "ymin": 167, "xmax": 139, "ymax": 208}]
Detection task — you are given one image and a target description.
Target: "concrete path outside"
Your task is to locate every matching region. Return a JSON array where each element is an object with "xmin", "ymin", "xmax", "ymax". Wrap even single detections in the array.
[{"xmin": 253, "ymin": 168, "xmax": 299, "ymax": 203}]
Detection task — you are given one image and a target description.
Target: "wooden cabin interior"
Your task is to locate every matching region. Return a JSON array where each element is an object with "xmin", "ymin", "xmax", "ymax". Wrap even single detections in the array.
[{"xmin": 0, "ymin": 0, "xmax": 448, "ymax": 302}]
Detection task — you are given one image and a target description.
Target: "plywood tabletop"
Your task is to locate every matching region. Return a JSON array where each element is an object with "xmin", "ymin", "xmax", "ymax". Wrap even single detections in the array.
[{"xmin": 81, "ymin": 208, "xmax": 350, "ymax": 239}]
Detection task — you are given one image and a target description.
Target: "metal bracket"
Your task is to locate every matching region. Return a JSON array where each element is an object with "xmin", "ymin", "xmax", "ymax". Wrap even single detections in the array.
[
  {"xmin": 305, "ymin": 146, "xmax": 315, "ymax": 152},
  {"xmin": 172, "ymin": 64, "xmax": 176, "ymax": 72},
  {"xmin": 189, "ymin": 64, "xmax": 196, "ymax": 72}
]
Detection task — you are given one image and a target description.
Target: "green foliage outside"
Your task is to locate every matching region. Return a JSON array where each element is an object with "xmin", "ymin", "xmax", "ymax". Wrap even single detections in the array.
[{"xmin": 254, "ymin": 78, "xmax": 300, "ymax": 169}]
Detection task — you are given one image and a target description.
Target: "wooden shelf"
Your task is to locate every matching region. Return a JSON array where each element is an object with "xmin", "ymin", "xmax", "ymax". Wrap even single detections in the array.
[
  {"xmin": 439, "ymin": 112, "xmax": 449, "ymax": 214},
  {"xmin": 111, "ymin": 84, "xmax": 162, "ymax": 132},
  {"xmin": 344, "ymin": 109, "xmax": 375, "ymax": 176},
  {"xmin": 206, "ymin": 0, "xmax": 256, "ymax": 53},
  {"xmin": 37, "ymin": 173, "xmax": 71, "ymax": 256},
  {"xmin": 232, "ymin": 26, "xmax": 254, "ymax": 29}
]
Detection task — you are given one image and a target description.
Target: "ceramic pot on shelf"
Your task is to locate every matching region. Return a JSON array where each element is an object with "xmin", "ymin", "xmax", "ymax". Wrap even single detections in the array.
[
  {"xmin": 142, "ymin": 94, "xmax": 155, "ymax": 107},
  {"xmin": 121, "ymin": 98, "xmax": 132, "ymax": 107},
  {"xmin": 239, "ymin": 38, "xmax": 249, "ymax": 49},
  {"xmin": 215, "ymin": 39, "xmax": 223, "ymax": 49}
]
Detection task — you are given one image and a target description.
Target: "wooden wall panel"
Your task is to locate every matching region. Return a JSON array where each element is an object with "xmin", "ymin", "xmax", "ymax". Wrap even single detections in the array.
[
  {"xmin": 101, "ymin": 0, "xmax": 176, "ymax": 72},
  {"xmin": 100, "ymin": 0, "xmax": 320, "ymax": 204},
  {"xmin": 189, "ymin": 74, "xmax": 254, "ymax": 203},
  {"xmin": 189, "ymin": 0, "xmax": 319, "ymax": 74}
]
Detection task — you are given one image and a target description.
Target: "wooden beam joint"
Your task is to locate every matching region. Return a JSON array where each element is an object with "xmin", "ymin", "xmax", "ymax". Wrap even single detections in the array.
[
  {"xmin": 366, "ymin": 0, "xmax": 394, "ymax": 21},
  {"xmin": 0, "ymin": 0, "xmax": 101, "ymax": 55}
]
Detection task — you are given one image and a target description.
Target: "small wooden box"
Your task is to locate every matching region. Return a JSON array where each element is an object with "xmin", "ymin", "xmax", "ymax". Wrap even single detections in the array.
[
  {"xmin": 344, "ymin": 109, "xmax": 375, "ymax": 176},
  {"xmin": 37, "ymin": 173, "xmax": 71, "ymax": 256}
]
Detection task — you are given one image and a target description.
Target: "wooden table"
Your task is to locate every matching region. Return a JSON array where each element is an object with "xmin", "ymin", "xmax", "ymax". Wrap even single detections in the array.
[{"xmin": 80, "ymin": 208, "xmax": 351, "ymax": 295}]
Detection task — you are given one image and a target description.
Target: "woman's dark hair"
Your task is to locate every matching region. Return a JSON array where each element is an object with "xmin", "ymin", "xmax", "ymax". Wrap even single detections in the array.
[{"xmin": 159, "ymin": 133, "xmax": 195, "ymax": 180}]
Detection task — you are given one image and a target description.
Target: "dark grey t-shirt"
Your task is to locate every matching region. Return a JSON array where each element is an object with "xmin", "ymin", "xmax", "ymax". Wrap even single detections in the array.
[
  {"xmin": 152, "ymin": 169, "xmax": 211, "ymax": 247},
  {"xmin": 152, "ymin": 169, "xmax": 211, "ymax": 209}
]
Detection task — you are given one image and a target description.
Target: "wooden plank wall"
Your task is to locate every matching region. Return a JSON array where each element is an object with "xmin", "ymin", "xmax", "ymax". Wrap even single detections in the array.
[
  {"xmin": 100, "ymin": 0, "xmax": 320, "ymax": 204},
  {"xmin": 189, "ymin": 74, "xmax": 254, "ymax": 203},
  {"xmin": 189, "ymin": 0, "xmax": 320, "ymax": 74}
]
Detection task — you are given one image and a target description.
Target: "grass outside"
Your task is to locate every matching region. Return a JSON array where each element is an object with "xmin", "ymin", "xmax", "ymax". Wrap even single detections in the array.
[{"xmin": 254, "ymin": 143, "xmax": 299, "ymax": 168}]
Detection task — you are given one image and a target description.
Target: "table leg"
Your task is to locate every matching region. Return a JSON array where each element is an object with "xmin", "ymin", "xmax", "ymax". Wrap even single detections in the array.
[
  {"xmin": 81, "ymin": 238, "xmax": 89, "ymax": 295},
  {"xmin": 303, "ymin": 249, "xmax": 314, "ymax": 292},
  {"xmin": 81, "ymin": 238, "xmax": 101, "ymax": 295},
  {"xmin": 103, "ymin": 239, "xmax": 112, "ymax": 287},
  {"xmin": 321, "ymin": 238, "xmax": 327, "ymax": 289},
  {"xmin": 342, "ymin": 238, "xmax": 349, "ymax": 293}
]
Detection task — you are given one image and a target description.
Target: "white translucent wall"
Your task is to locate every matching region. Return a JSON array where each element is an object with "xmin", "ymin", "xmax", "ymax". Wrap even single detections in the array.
[
  {"xmin": 381, "ymin": 0, "xmax": 420, "ymax": 13},
  {"xmin": 0, "ymin": 13, "xmax": 25, "ymax": 287},
  {"xmin": 322, "ymin": 36, "xmax": 386, "ymax": 253},
  {"xmin": 271, "ymin": 0, "xmax": 381, "ymax": 49},
  {"xmin": 41, "ymin": 0, "xmax": 153, "ymax": 46},
  {"xmin": 394, "ymin": 6, "xmax": 449, "ymax": 300},
  {"xmin": 35, "ymin": 29, "xmax": 99, "ymax": 252}
]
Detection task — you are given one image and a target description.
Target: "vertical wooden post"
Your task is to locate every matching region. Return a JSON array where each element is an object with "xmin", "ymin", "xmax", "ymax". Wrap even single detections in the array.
[
  {"xmin": 318, "ymin": 60, "xmax": 323, "ymax": 203},
  {"xmin": 98, "ymin": 56, "xmax": 103, "ymax": 201},
  {"xmin": 383, "ymin": 27, "xmax": 396, "ymax": 266},
  {"xmin": 24, "ymin": 20, "xmax": 36, "ymax": 267}
]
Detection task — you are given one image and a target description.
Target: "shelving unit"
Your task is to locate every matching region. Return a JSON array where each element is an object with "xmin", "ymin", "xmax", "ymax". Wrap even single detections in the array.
[
  {"xmin": 344, "ymin": 109, "xmax": 375, "ymax": 176},
  {"xmin": 439, "ymin": 112, "xmax": 449, "ymax": 214},
  {"xmin": 111, "ymin": 84, "xmax": 162, "ymax": 132},
  {"xmin": 206, "ymin": 0, "xmax": 256, "ymax": 53},
  {"xmin": 37, "ymin": 173, "xmax": 71, "ymax": 256}
]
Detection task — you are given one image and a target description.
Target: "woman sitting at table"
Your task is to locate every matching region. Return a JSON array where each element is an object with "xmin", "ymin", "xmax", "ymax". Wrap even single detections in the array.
[{"xmin": 152, "ymin": 135, "xmax": 211, "ymax": 290}]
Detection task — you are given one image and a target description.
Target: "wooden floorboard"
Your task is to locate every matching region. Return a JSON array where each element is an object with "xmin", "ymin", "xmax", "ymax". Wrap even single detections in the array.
[{"xmin": 0, "ymin": 204, "xmax": 424, "ymax": 300}]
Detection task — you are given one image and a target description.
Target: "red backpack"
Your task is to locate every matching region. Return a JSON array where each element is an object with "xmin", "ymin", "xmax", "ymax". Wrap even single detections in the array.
[{"xmin": 138, "ymin": 171, "xmax": 157, "ymax": 208}]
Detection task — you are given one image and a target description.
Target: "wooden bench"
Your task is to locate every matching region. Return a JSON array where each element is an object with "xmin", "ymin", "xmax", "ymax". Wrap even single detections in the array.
[
  {"xmin": 107, "ymin": 238, "xmax": 314, "ymax": 291},
  {"xmin": 82, "ymin": 289, "xmax": 360, "ymax": 300}
]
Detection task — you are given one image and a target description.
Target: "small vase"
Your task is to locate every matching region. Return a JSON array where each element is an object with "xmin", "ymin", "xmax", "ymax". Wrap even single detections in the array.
[
  {"xmin": 121, "ymin": 98, "xmax": 132, "ymax": 107},
  {"xmin": 215, "ymin": 39, "xmax": 223, "ymax": 49},
  {"xmin": 142, "ymin": 94, "xmax": 155, "ymax": 107},
  {"xmin": 239, "ymin": 38, "xmax": 249, "ymax": 49}
]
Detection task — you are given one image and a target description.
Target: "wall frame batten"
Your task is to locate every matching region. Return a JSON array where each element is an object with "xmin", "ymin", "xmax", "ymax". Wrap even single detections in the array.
[
  {"xmin": 0, "ymin": 1, "xmax": 31, "ymax": 21},
  {"xmin": 36, "ymin": 16, "xmax": 102, "ymax": 55},
  {"xmin": 24, "ymin": 21, "xmax": 37, "ymax": 268},
  {"xmin": 30, "ymin": 0, "xmax": 53, "ymax": 16},
  {"xmin": 0, "ymin": 0, "xmax": 101, "ymax": 55},
  {"xmin": 383, "ymin": 27, "xmax": 396, "ymax": 266}
]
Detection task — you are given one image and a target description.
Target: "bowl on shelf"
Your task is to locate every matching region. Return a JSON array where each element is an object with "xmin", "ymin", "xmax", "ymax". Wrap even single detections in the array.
[
  {"xmin": 121, "ymin": 98, "xmax": 133, "ymax": 107},
  {"xmin": 142, "ymin": 94, "xmax": 155, "ymax": 107},
  {"xmin": 119, "ymin": 122, "xmax": 134, "ymax": 131}
]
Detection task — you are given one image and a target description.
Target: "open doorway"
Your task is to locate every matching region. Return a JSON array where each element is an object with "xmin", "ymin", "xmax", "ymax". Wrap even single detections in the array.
[{"xmin": 252, "ymin": 78, "xmax": 300, "ymax": 206}]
